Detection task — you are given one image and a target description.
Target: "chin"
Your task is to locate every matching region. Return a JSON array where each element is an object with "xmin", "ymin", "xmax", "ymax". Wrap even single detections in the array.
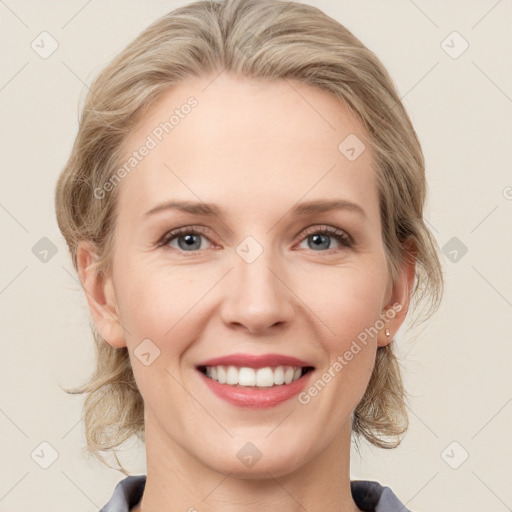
[{"xmin": 200, "ymin": 441, "xmax": 311, "ymax": 479}]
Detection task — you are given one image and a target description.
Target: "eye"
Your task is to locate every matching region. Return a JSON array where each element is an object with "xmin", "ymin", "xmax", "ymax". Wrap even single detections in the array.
[
  {"xmin": 297, "ymin": 225, "xmax": 354, "ymax": 252},
  {"xmin": 158, "ymin": 224, "xmax": 354, "ymax": 255},
  {"xmin": 159, "ymin": 226, "xmax": 213, "ymax": 253}
]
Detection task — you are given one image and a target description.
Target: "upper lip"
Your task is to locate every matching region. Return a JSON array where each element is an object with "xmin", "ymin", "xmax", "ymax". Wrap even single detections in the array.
[{"xmin": 196, "ymin": 353, "xmax": 315, "ymax": 369}]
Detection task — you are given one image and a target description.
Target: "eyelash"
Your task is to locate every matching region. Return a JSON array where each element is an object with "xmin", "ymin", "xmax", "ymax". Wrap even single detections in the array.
[{"xmin": 158, "ymin": 225, "xmax": 354, "ymax": 255}]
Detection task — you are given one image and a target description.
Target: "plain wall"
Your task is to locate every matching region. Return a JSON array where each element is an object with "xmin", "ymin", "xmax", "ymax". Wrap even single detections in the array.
[{"xmin": 1, "ymin": 0, "xmax": 511, "ymax": 510}]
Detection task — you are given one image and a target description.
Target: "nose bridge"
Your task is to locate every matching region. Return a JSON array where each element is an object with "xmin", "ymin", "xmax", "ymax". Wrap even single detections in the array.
[{"xmin": 220, "ymin": 238, "xmax": 294, "ymax": 332}]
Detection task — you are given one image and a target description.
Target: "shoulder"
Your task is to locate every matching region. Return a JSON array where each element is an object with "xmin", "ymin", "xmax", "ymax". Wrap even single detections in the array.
[
  {"xmin": 351, "ymin": 480, "xmax": 414, "ymax": 512},
  {"xmin": 99, "ymin": 475, "xmax": 146, "ymax": 512}
]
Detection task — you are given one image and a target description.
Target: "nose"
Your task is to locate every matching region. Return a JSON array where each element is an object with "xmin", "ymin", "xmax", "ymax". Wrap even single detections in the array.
[{"xmin": 220, "ymin": 248, "xmax": 295, "ymax": 335}]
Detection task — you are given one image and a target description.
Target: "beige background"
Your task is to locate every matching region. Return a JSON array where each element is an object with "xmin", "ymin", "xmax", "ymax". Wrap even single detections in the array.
[{"xmin": 1, "ymin": 0, "xmax": 511, "ymax": 510}]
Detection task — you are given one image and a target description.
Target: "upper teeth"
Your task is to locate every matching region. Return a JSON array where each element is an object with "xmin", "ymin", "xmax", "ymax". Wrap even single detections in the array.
[{"xmin": 205, "ymin": 365, "xmax": 303, "ymax": 387}]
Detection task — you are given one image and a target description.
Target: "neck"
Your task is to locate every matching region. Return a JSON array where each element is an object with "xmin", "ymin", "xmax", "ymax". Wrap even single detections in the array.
[{"xmin": 134, "ymin": 413, "xmax": 360, "ymax": 512}]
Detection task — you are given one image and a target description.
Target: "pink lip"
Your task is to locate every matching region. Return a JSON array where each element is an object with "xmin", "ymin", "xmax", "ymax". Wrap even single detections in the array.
[
  {"xmin": 197, "ymin": 369, "xmax": 314, "ymax": 409},
  {"xmin": 196, "ymin": 353, "xmax": 314, "ymax": 369}
]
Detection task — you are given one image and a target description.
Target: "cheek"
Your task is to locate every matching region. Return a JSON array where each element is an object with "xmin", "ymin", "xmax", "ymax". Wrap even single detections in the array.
[
  {"xmin": 117, "ymin": 265, "xmax": 201, "ymax": 410},
  {"xmin": 306, "ymin": 266, "xmax": 387, "ymax": 404},
  {"xmin": 113, "ymin": 254, "xmax": 193, "ymax": 347},
  {"xmin": 313, "ymin": 262, "xmax": 389, "ymax": 344}
]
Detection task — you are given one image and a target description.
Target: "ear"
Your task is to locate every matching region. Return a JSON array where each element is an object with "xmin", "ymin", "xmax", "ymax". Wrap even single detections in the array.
[
  {"xmin": 377, "ymin": 240, "xmax": 417, "ymax": 347},
  {"xmin": 76, "ymin": 241, "xmax": 127, "ymax": 348}
]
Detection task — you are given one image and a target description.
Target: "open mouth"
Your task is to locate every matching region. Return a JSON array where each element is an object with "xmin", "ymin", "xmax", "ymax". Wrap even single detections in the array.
[{"xmin": 197, "ymin": 365, "xmax": 315, "ymax": 388}]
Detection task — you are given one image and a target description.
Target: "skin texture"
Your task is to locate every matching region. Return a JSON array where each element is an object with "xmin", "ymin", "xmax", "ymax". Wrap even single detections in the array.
[{"xmin": 77, "ymin": 73, "xmax": 415, "ymax": 512}]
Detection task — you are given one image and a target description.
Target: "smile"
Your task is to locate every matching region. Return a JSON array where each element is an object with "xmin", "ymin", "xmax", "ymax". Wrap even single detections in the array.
[{"xmin": 198, "ymin": 365, "xmax": 314, "ymax": 388}]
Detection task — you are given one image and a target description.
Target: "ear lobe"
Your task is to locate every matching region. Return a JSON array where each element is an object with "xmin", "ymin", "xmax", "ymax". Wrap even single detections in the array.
[
  {"xmin": 76, "ymin": 241, "xmax": 127, "ymax": 349},
  {"xmin": 378, "ymin": 242, "xmax": 417, "ymax": 347}
]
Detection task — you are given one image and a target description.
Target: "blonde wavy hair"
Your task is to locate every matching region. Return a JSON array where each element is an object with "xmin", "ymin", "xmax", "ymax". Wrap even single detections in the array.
[{"xmin": 55, "ymin": 0, "xmax": 443, "ymax": 475}]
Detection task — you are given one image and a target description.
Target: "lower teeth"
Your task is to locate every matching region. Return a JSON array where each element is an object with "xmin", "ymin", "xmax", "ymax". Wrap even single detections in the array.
[{"xmin": 217, "ymin": 381, "xmax": 289, "ymax": 388}]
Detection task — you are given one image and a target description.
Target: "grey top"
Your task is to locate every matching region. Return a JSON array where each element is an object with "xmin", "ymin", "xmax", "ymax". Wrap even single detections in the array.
[{"xmin": 99, "ymin": 475, "xmax": 413, "ymax": 511}]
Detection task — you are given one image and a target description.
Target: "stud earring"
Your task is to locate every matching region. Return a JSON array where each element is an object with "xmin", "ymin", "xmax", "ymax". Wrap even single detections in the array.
[{"xmin": 385, "ymin": 328, "xmax": 390, "ymax": 339}]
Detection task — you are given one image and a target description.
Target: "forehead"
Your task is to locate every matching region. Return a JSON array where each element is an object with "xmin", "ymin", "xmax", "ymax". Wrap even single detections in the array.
[{"xmin": 115, "ymin": 73, "xmax": 378, "ymax": 224}]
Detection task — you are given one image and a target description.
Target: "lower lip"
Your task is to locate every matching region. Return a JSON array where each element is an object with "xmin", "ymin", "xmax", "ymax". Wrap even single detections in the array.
[{"xmin": 198, "ymin": 370, "xmax": 313, "ymax": 409}]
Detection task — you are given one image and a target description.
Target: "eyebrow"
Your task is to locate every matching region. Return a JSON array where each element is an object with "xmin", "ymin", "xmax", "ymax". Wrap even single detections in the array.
[{"xmin": 143, "ymin": 199, "xmax": 366, "ymax": 219}]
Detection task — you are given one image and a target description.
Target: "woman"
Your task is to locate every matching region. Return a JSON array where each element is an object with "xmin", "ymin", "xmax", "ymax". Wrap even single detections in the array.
[{"xmin": 55, "ymin": 0, "xmax": 443, "ymax": 510}]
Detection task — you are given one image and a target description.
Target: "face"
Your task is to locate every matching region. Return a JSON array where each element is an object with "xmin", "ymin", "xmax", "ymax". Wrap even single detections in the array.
[{"xmin": 79, "ymin": 73, "xmax": 412, "ymax": 478}]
